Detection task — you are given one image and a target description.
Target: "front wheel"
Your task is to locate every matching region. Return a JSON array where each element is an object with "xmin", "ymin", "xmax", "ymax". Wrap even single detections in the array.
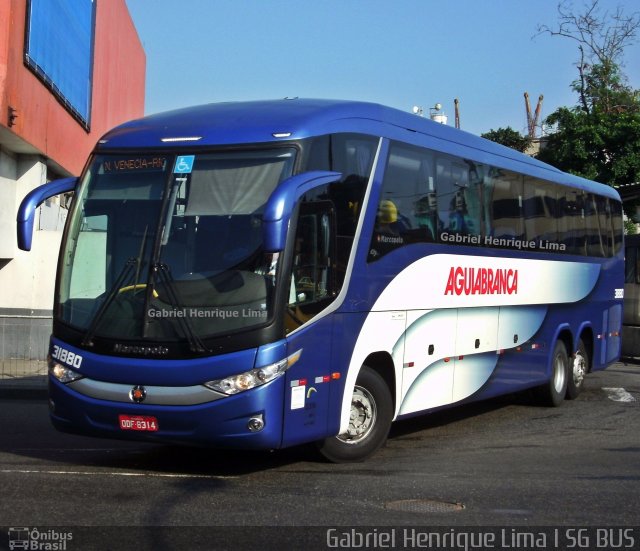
[
  {"xmin": 534, "ymin": 339, "xmax": 569, "ymax": 407},
  {"xmin": 317, "ymin": 366, "xmax": 393, "ymax": 463}
]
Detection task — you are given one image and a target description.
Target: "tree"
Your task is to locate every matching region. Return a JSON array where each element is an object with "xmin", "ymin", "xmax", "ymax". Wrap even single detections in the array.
[
  {"xmin": 481, "ymin": 127, "xmax": 532, "ymax": 152},
  {"xmin": 535, "ymin": 0, "xmax": 640, "ymax": 189},
  {"xmin": 536, "ymin": 0, "xmax": 640, "ymax": 114}
]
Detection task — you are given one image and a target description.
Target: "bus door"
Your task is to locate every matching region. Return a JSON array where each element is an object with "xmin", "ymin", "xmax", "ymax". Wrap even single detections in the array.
[{"xmin": 281, "ymin": 201, "xmax": 336, "ymax": 447}]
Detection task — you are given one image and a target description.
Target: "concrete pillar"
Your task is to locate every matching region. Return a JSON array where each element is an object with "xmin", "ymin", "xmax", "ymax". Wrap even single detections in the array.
[{"xmin": 0, "ymin": 153, "xmax": 63, "ymax": 366}]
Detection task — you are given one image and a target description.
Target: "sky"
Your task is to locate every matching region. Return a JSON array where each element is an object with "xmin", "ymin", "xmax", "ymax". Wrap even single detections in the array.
[{"xmin": 124, "ymin": 0, "xmax": 640, "ymax": 137}]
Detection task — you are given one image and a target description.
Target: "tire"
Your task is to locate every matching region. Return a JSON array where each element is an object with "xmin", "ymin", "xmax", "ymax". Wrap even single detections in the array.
[
  {"xmin": 566, "ymin": 338, "xmax": 589, "ymax": 400},
  {"xmin": 534, "ymin": 339, "xmax": 569, "ymax": 407},
  {"xmin": 317, "ymin": 366, "xmax": 393, "ymax": 463}
]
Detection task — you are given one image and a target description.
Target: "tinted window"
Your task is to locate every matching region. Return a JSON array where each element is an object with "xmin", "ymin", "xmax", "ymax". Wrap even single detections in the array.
[
  {"xmin": 369, "ymin": 143, "xmax": 435, "ymax": 261},
  {"xmin": 558, "ymin": 189, "xmax": 586, "ymax": 255},
  {"xmin": 486, "ymin": 169, "xmax": 523, "ymax": 239},
  {"xmin": 524, "ymin": 177, "xmax": 557, "ymax": 243},
  {"xmin": 611, "ymin": 200, "xmax": 624, "ymax": 254},
  {"xmin": 302, "ymin": 133, "xmax": 378, "ymax": 277},
  {"xmin": 436, "ymin": 157, "xmax": 480, "ymax": 237},
  {"xmin": 366, "ymin": 140, "xmax": 621, "ymax": 260}
]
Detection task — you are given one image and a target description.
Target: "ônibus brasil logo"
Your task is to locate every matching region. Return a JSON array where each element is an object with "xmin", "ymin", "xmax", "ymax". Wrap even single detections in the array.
[
  {"xmin": 444, "ymin": 266, "xmax": 518, "ymax": 296},
  {"xmin": 7, "ymin": 527, "xmax": 73, "ymax": 550}
]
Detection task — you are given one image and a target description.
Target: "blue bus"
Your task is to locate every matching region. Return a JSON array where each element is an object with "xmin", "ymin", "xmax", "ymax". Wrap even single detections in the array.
[{"xmin": 18, "ymin": 99, "xmax": 624, "ymax": 462}]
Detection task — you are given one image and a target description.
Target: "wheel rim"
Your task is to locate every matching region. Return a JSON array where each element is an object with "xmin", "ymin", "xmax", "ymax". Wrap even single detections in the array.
[
  {"xmin": 337, "ymin": 385, "xmax": 377, "ymax": 444},
  {"xmin": 572, "ymin": 352, "xmax": 586, "ymax": 387},
  {"xmin": 553, "ymin": 351, "xmax": 567, "ymax": 393}
]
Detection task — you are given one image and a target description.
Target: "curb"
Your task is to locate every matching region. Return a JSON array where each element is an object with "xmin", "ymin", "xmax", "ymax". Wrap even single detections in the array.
[{"xmin": 0, "ymin": 376, "xmax": 48, "ymax": 400}]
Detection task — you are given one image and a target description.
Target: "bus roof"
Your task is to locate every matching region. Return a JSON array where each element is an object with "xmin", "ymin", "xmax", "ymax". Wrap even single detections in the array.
[{"xmin": 97, "ymin": 98, "xmax": 619, "ymax": 200}]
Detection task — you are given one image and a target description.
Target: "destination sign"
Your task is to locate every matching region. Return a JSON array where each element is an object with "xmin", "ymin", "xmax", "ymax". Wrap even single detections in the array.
[{"xmin": 102, "ymin": 157, "xmax": 167, "ymax": 173}]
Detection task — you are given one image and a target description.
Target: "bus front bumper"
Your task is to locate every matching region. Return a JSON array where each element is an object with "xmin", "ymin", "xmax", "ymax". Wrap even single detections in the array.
[{"xmin": 48, "ymin": 375, "xmax": 285, "ymax": 449}]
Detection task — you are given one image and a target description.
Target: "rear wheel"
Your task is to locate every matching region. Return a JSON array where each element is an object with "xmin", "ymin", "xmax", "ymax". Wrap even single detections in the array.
[
  {"xmin": 534, "ymin": 339, "xmax": 569, "ymax": 407},
  {"xmin": 317, "ymin": 366, "xmax": 393, "ymax": 463},
  {"xmin": 566, "ymin": 338, "xmax": 589, "ymax": 400}
]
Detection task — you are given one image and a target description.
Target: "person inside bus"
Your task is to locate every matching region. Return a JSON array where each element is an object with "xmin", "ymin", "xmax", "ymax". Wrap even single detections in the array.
[
  {"xmin": 414, "ymin": 192, "xmax": 442, "ymax": 241},
  {"xmin": 448, "ymin": 189, "xmax": 476, "ymax": 234},
  {"xmin": 375, "ymin": 199, "xmax": 400, "ymax": 236},
  {"xmin": 368, "ymin": 199, "xmax": 407, "ymax": 260}
]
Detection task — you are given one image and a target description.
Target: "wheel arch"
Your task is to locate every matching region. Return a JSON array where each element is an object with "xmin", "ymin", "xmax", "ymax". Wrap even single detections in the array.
[
  {"xmin": 554, "ymin": 326, "xmax": 574, "ymax": 368},
  {"xmin": 362, "ymin": 351, "xmax": 397, "ymax": 414}
]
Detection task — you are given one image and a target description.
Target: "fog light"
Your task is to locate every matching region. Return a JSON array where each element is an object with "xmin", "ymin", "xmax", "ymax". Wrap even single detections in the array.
[{"xmin": 247, "ymin": 414, "xmax": 264, "ymax": 433}]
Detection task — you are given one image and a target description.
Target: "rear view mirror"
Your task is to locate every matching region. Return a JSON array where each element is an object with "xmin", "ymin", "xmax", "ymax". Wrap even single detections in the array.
[
  {"xmin": 17, "ymin": 177, "xmax": 77, "ymax": 251},
  {"xmin": 262, "ymin": 171, "xmax": 341, "ymax": 252}
]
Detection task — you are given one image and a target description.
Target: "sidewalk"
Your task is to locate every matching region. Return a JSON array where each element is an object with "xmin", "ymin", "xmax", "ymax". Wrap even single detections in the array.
[{"xmin": 0, "ymin": 359, "xmax": 48, "ymax": 399}]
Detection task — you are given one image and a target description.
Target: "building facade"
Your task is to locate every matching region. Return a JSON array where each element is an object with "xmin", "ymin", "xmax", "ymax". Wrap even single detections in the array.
[{"xmin": 0, "ymin": 0, "xmax": 145, "ymax": 369}]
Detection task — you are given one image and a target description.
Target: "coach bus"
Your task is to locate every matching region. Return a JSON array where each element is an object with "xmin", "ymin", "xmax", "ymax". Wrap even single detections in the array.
[{"xmin": 17, "ymin": 99, "xmax": 624, "ymax": 462}]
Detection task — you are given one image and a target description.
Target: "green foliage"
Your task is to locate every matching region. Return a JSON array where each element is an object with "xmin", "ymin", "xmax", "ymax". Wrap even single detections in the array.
[
  {"xmin": 537, "ymin": 100, "xmax": 640, "ymax": 187},
  {"xmin": 481, "ymin": 127, "xmax": 532, "ymax": 153},
  {"xmin": 624, "ymin": 218, "xmax": 638, "ymax": 235}
]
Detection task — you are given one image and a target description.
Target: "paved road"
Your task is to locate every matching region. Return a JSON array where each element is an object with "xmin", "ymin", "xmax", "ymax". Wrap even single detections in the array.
[{"xmin": 0, "ymin": 362, "xmax": 638, "ymax": 550}]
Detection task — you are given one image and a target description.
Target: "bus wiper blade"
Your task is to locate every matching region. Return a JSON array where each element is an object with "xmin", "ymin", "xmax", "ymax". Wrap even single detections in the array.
[
  {"xmin": 153, "ymin": 263, "xmax": 208, "ymax": 354},
  {"xmin": 82, "ymin": 257, "xmax": 138, "ymax": 347}
]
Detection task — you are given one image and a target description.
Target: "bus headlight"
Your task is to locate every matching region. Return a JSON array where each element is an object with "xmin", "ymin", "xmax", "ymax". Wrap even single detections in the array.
[
  {"xmin": 205, "ymin": 349, "xmax": 302, "ymax": 395},
  {"xmin": 48, "ymin": 359, "xmax": 84, "ymax": 384}
]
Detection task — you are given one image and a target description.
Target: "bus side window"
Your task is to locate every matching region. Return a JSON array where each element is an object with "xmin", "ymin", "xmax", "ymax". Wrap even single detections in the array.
[
  {"xmin": 328, "ymin": 134, "xmax": 377, "ymax": 277},
  {"xmin": 611, "ymin": 199, "xmax": 624, "ymax": 254},
  {"xmin": 436, "ymin": 158, "xmax": 454, "ymax": 233},
  {"xmin": 486, "ymin": 169, "xmax": 523, "ymax": 240},
  {"xmin": 585, "ymin": 193, "xmax": 605, "ymax": 257},
  {"xmin": 286, "ymin": 200, "xmax": 337, "ymax": 330},
  {"xmin": 595, "ymin": 195, "xmax": 611, "ymax": 258},
  {"xmin": 559, "ymin": 189, "xmax": 586, "ymax": 255},
  {"xmin": 465, "ymin": 162, "xmax": 483, "ymax": 236},
  {"xmin": 524, "ymin": 177, "xmax": 557, "ymax": 244},
  {"xmin": 448, "ymin": 162, "xmax": 474, "ymax": 234},
  {"xmin": 368, "ymin": 142, "xmax": 435, "ymax": 261}
]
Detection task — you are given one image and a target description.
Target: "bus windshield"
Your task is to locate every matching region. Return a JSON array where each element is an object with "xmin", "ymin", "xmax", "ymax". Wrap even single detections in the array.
[{"xmin": 57, "ymin": 149, "xmax": 296, "ymax": 344}]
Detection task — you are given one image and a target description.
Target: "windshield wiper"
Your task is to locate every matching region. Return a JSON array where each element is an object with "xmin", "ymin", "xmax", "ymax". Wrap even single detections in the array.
[
  {"xmin": 151, "ymin": 263, "xmax": 208, "ymax": 354},
  {"xmin": 82, "ymin": 257, "xmax": 138, "ymax": 348}
]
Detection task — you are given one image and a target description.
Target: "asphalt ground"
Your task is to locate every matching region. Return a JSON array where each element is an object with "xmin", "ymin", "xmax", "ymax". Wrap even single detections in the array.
[{"xmin": 0, "ymin": 361, "xmax": 638, "ymax": 550}]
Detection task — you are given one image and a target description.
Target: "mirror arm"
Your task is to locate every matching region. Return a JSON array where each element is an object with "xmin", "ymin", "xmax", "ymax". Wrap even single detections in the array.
[{"xmin": 17, "ymin": 177, "xmax": 77, "ymax": 251}]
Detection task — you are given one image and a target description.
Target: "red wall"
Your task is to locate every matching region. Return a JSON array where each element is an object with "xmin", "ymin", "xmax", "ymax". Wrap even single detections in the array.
[{"xmin": 0, "ymin": 0, "xmax": 145, "ymax": 175}]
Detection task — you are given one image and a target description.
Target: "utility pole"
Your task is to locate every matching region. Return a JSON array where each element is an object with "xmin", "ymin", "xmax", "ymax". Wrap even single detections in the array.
[{"xmin": 454, "ymin": 98, "xmax": 460, "ymax": 129}]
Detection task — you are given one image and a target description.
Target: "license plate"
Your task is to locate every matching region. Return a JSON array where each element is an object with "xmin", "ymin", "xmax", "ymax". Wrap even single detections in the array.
[{"xmin": 118, "ymin": 414, "xmax": 159, "ymax": 432}]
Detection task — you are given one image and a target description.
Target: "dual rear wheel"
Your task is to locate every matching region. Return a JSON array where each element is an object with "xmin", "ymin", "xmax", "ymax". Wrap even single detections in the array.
[{"xmin": 536, "ymin": 338, "xmax": 589, "ymax": 406}]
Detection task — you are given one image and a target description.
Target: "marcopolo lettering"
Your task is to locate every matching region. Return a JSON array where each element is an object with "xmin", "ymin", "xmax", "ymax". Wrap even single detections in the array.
[
  {"xmin": 444, "ymin": 266, "xmax": 518, "ymax": 296},
  {"xmin": 113, "ymin": 343, "xmax": 170, "ymax": 356}
]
